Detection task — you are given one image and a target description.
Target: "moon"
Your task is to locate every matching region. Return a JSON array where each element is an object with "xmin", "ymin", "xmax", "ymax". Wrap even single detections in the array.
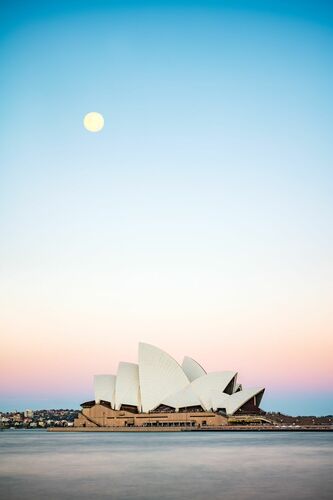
[{"xmin": 83, "ymin": 112, "xmax": 104, "ymax": 132}]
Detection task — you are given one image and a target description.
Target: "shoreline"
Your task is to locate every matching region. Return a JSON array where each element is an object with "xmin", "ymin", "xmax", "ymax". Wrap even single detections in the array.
[{"xmin": 48, "ymin": 425, "xmax": 333, "ymax": 433}]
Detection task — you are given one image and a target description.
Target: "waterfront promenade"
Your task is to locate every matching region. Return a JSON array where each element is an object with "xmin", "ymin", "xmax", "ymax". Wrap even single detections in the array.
[{"xmin": 48, "ymin": 424, "xmax": 333, "ymax": 432}]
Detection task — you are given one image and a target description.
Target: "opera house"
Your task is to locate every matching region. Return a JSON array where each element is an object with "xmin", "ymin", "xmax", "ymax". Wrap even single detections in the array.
[{"xmin": 75, "ymin": 342, "xmax": 265, "ymax": 429}]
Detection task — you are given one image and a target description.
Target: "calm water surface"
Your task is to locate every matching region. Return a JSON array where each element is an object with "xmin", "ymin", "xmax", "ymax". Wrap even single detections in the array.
[{"xmin": 0, "ymin": 430, "xmax": 332, "ymax": 500}]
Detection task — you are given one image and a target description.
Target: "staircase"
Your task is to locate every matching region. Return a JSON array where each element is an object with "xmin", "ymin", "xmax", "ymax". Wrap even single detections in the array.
[{"xmin": 81, "ymin": 410, "xmax": 102, "ymax": 427}]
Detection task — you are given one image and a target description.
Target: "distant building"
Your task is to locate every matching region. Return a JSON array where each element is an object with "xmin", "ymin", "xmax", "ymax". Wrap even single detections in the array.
[
  {"xmin": 76, "ymin": 342, "xmax": 265, "ymax": 429},
  {"xmin": 24, "ymin": 409, "xmax": 34, "ymax": 418}
]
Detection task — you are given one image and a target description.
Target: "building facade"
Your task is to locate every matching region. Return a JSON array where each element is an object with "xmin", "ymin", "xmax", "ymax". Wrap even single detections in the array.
[{"xmin": 75, "ymin": 342, "xmax": 265, "ymax": 429}]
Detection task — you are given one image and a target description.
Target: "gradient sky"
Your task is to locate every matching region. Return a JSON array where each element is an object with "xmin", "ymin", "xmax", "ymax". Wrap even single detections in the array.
[{"xmin": 0, "ymin": 0, "xmax": 332, "ymax": 415}]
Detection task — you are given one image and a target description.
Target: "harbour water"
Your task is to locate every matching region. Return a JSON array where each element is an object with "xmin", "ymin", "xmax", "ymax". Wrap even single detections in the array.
[{"xmin": 0, "ymin": 430, "xmax": 332, "ymax": 499}]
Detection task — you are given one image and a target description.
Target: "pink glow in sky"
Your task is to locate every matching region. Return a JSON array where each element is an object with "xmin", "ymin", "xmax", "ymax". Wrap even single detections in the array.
[{"xmin": 1, "ymin": 271, "xmax": 332, "ymax": 413}]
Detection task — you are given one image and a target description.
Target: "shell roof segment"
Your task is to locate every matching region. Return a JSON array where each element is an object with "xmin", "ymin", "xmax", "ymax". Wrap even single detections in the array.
[
  {"xmin": 190, "ymin": 371, "xmax": 237, "ymax": 411},
  {"xmin": 94, "ymin": 374, "xmax": 116, "ymax": 407},
  {"xmin": 115, "ymin": 362, "xmax": 141, "ymax": 411},
  {"xmin": 138, "ymin": 342, "xmax": 189, "ymax": 412},
  {"xmin": 162, "ymin": 384, "xmax": 202, "ymax": 410},
  {"xmin": 182, "ymin": 356, "xmax": 207, "ymax": 382},
  {"xmin": 212, "ymin": 387, "xmax": 265, "ymax": 414}
]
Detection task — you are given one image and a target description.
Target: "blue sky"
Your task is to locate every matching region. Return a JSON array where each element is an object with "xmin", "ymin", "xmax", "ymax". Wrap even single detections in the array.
[{"xmin": 0, "ymin": 1, "xmax": 332, "ymax": 414}]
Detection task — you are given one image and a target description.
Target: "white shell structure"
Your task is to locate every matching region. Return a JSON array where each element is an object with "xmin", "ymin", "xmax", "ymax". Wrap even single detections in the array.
[
  {"xmin": 190, "ymin": 372, "xmax": 237, "ymax": 411},
  {"xmin": 227, "ymin": 388, "xmax": 264, "ymax": 415},
  {"xmin": 213, "ymin": 388, "xmax": 265, "ymax": 414},
  {"xmin": 94, "ymin": 374, "xmax": 116, "ymax": 407},
  {"xmin": 162, "ymin": 385, "xmax": 202, "ymax": 410},
  {"xmin": 138, "ymin": 342, "xmax": 189, "ymax": 412},
  {"xmin": 93, "ymin": 343, "xmax": 265, "ymax": 415},
  {"xmin": 115, "ymin": 362, "xmax": 141, "ymax": 411},
  {"xmin": 182, "ymin": 356, "xmax": 206, "ymax": 382}
]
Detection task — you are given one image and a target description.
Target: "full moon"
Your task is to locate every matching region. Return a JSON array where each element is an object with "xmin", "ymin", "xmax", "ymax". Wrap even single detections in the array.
[{"xmin": 83, "ymin": 112, "xmax": 104, "ymax": 132}]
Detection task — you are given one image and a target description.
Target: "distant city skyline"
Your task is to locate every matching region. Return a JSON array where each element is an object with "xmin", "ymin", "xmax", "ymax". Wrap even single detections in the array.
[{"xmin": 1, "ymin": 0, "xmax": 332, "ymax": 415}]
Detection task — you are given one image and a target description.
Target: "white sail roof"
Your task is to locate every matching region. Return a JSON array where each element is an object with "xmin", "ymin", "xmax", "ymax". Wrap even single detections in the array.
[
  {"xmin": 115, "ymin": 362, "xmax": 141, "ymax": 411},
  {"xmin": 93, "ymin": 343, "xmax": 265, "ymax": 416},
  {"xmin": 190, "ymin": 371, "xmax": 237, "ymax": 411},
  {"xmin": 138, "ymin": 342, "xmax": 189, "ymax": 412},
  {"xmin": 213, "ymin": 387, "xmax": 265, "ymax": 415},
  {"xmin": 182, "ymin": 356, "xmax": 206, "ymax": 382},
  {"xmin": 94, "ymin": 374, "xmax": 116, "ymax": 407},
  {"xmin": 162, "ymin": 385, "xmax": 202, "ymax": 410}
]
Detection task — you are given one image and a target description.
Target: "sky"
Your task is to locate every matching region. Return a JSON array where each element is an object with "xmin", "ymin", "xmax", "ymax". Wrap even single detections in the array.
[{"xmin": 0, "ymin": 0, "xmax": 332, "ymax": 415}]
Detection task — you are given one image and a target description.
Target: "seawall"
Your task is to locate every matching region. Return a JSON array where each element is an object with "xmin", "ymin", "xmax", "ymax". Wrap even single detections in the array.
[{"xmin": 48, "ymin": 425, "xmax": 333, "ymax": 432}]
